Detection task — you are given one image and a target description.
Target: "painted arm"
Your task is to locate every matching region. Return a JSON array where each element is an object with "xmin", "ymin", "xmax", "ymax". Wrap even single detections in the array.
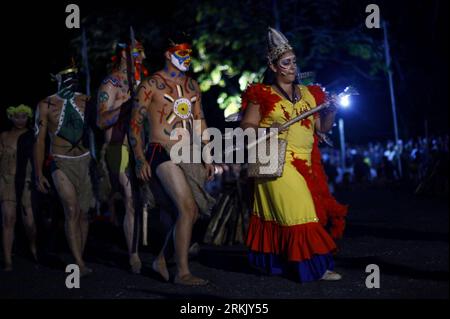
[
  {"xmin": 96, "ymin": 80, "xmax": 122, "ymax": 129},
  {"xmin": 130, "ymin": 82, "xmax": 152, "ymax": 181}
]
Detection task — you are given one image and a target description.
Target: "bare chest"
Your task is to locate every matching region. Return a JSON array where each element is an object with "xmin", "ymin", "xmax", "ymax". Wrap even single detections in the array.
[{"xmin": 148, "ymin": 77, "xmax": 199, "ymax": 127}]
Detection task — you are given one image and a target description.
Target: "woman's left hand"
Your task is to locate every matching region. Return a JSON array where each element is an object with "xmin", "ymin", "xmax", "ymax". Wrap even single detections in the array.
[{"xmin": 323, "ymin": 94, "xmax": 338, "ymax": 114}]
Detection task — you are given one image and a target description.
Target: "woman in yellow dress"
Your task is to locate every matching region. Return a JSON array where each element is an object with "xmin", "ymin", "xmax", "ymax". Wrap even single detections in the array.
[{"xmin": 240, "ymin": 28, "xmax": 347, "ymax": 282}]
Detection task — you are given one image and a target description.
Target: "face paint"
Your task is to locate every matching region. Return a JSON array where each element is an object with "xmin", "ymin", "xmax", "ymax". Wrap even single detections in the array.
[
  {"xmin": 278, "ymin": 55, "xmax": 296, "ymax": 68},
  {"xmin": 278, "ymin": 55, "xmax": 297, "ymax": 75},
  {"xmin": 133, "ymin": 45, "xmax": 148, "ymax": 85},
  {"xmin": 132, "ymin": 41, "xmax": 146, "ymax": 63},
  {"xmin": 168, "ymin": 43, "xmax": 192, "ymax": 72}
]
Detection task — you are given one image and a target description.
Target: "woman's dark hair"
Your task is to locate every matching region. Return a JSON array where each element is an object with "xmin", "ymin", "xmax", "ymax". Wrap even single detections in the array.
[{"xmin": 261, "ymin": 66, "xmax": 276, "ymax": 85}]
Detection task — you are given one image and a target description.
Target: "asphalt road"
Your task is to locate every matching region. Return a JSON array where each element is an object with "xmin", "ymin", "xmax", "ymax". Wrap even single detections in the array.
[{"xmin": 0, "ymin": 184, "xmax": 448, "ymax": 300}]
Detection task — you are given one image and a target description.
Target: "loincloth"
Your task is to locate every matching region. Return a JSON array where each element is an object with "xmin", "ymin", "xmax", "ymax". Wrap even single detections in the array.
[
  {"xmin": 50, "ymin": 152, "xmax": 94, "ymax": 213},
  {"xmin": 142, "ymin": 142, "xmax": 216, "ymax": 218}
]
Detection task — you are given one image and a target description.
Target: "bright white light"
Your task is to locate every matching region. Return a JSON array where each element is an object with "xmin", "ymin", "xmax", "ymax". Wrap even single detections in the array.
[{"xmin": 339, "ymin": 95, "xmax": 350, "ymax": 108}]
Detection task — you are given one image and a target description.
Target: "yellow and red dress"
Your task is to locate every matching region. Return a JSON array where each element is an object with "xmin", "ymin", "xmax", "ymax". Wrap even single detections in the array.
[{"xmin": 241, "ymin": 83, "xmax": 348, "ymax": 282}]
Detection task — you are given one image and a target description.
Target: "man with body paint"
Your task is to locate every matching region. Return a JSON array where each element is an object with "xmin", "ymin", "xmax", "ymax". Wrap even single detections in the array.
[
  {"xmin": 34, "ymin": 62, "xmax": 94, "ymax": 277},
  {"xmin": 96, "ymin": 39, "xmax": 147, "ymax": 274},
  {"xmin": 130, "ymin": 32, "xmax": 214, "ymax": 286}
]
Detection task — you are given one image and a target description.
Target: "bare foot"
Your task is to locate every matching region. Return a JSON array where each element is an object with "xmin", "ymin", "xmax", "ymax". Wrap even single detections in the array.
[
  {"xmin": 174, "ymin": 273, "xmax": 209, "ymax": 286},
  {"xmin": 130, "ymin": 255, "xmax": 142, "ymax": 274},
  {"xmin": 152, "ymin": 257, "xmax": 169, "ymax": 282}
]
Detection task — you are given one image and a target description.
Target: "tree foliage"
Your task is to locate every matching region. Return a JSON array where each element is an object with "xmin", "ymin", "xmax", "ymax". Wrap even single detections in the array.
[{"xmin": 72, "ymin": 0, "xmax": 384, "ymax": 117}]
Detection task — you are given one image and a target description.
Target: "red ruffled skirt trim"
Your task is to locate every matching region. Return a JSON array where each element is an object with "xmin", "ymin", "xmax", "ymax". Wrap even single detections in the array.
[{"xmin": 246, "ymin": 214, "xmax": 337, "ymax": 262}]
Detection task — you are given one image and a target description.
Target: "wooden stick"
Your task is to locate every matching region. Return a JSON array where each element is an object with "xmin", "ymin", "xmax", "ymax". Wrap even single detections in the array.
[
  {"xmin": 246, "ymin": 102, "xmax": 329, "ymax": 150},
  {"xmin": 142, "ymin": 205, "xmax": 148, "ymax": 246}
]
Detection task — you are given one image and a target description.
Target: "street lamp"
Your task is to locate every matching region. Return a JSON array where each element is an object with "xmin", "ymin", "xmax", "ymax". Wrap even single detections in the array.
[
  {"xmin": 339, "ymin": 95, "xmax": 350, "ymax": 108},
  {"xmin": 338, "ymin": 118, "xmax": 346, "ymax": 172},
  {"xmin": 383, "ymin": 20, "xmax": 402, "ymax": 177}
]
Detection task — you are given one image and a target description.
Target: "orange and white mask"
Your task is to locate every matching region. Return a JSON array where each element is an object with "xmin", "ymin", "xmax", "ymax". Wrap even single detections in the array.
[{"xmin": 168, "ymin": 43, "xmax": 192, "ymax": 72}]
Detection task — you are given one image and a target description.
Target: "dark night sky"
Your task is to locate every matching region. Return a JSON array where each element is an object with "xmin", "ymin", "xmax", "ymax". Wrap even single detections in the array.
[{"xmin": 1, "ymin": 0, "xmax": 448, "ymax": 144}]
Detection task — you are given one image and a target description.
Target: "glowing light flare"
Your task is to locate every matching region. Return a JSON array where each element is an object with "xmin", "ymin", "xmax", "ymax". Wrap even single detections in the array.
[{"xmin": 339, "ymin": 95, "xmax": 351, "ymax": 108}]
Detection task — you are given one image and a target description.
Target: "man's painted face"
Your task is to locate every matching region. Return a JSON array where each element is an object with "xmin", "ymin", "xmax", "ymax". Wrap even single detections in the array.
[
  {"xmin": 169, "ymin": 43, "xmax": 192, "ymax": 72},
  {"xmin": 132, "ymin": 42, "xmax": 146, "ymax": 63}
]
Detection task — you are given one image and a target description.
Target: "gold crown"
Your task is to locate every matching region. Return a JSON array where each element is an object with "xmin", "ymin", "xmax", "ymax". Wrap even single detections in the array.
[{"xmin": 267, "ymin": 27, "xmax": 294, "ymax": 63}]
